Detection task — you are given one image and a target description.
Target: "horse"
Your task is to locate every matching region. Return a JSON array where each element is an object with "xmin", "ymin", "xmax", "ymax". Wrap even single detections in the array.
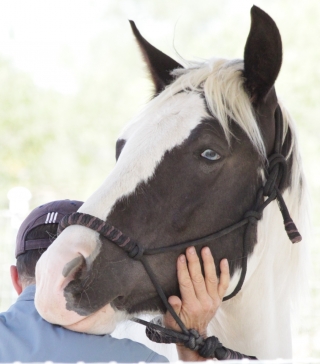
[{"xmin": 35, "ymin": 6, "xmax": 309, "ymax": 359}]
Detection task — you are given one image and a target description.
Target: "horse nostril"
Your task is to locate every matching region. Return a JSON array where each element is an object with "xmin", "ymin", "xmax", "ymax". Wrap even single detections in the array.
[{"xmin": 62, "ymin": 254, "xmax": 86, "ymax": 279}]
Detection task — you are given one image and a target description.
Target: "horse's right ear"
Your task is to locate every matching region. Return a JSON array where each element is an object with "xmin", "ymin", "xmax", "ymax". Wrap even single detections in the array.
[
  {"xmin": 129, "ymin": 20, "xmax": 183, "ymax": 95},
  {"xmin": 243, "ymin": 6, "xmax": 282, "ymax": 103}
]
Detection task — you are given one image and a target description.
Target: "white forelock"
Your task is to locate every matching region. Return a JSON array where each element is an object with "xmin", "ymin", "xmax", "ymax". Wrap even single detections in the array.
[
  {"xmin": 121, "ymin": 59, "xmax": 266, "ymax": 156},
  {"xmin": 172, "ymin": 58, "xmax": 266, "ymax": 156},
  {"xmin": 82, "ymin": 58, "xmax": 268, "ymax": 219}
]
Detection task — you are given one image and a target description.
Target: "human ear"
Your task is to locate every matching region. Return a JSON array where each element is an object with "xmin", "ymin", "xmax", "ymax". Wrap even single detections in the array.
[{"xmin": 10, "ymin": 265, "xmax": 23, "ymax": 295}]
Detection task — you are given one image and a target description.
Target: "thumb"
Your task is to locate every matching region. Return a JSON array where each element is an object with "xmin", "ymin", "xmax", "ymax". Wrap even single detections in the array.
[
  {"xmin": 163, "ymin": 296, "xmax": 182, "ymax": 330},
  {"xmin": 168, "ymin": 295, "xmax": 182, "ymax": 313}
]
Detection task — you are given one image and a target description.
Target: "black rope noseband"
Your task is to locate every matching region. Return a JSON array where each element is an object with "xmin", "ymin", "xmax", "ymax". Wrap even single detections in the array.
[{"xmin": 57, "ymin": 105, "xmax": 301, "ymax": 360}]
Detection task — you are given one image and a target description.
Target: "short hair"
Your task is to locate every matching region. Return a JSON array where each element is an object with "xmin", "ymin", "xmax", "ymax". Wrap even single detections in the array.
[{"xmin": 16, "ymin": 224, "xmax": 57, "ymax": 286}]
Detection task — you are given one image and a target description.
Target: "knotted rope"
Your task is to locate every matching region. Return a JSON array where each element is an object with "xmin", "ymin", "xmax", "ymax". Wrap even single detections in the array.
[{"xmin": 133, "ymin": 316, "xmax": 257, "ymax": 359}]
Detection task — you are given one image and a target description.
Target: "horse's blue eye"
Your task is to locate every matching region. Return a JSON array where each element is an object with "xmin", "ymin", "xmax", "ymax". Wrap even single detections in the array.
[{"xmin": 201, "ymin": 149, "xmax": 220, "ymax": 161}]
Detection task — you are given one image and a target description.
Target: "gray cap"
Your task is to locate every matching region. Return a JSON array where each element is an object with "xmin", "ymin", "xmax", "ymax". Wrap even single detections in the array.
[{"xmin": 15, "ymin": 199, "xmax": 83, "ymax": 258}]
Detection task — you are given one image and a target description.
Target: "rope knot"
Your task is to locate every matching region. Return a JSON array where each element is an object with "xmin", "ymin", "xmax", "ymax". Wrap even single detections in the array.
[
  {"xmin": 184, "ymin": 329, "xmax": 204, "ymax": 351},
  {"xmin": 198, "ymin": 335, "xmax": 223, "ymax": 358},
  {"xmin": 268, "ymin": 153, "xmax": 287, "ymax": 170},
  {"xmin": 244, "ymin": 210, "xmax": 262, "ymax": 224},
  {"xmin": 127, "ymin": 243, "xmax": 144, "ymax": 260},
  {"xmin": 263, "ymin": 153, "xmax": 288, "ymax": 197}
]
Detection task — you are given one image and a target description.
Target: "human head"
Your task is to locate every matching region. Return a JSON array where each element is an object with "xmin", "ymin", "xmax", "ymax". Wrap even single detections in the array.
[{"xmin": 11, "ymin": 199, "xmax": 83, "ymax": 293}]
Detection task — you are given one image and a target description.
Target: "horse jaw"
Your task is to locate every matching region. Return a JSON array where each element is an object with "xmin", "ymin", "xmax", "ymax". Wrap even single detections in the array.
[{"xmin": 63, "ymin": 305, "xmax": 128, "ymax": 335}]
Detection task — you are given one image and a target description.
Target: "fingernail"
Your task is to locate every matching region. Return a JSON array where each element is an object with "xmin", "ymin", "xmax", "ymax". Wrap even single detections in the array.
[
  {"xmin": 222, "ymin": 258, "xmax": 229, "ymax": 267},
  {"xmin": 188, "ymin": 246, "xmax": 196, "ymax": 254},
  {"xmin": 203, "ymin": 247, "xmax": 211, "ymax": 255},
  {"xmin": 179, "ymin": 254, "xmax": 186, "ymax": 263}
]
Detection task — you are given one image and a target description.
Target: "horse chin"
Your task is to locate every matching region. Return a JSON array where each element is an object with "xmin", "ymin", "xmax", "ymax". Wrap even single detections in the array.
[
  {"xmin": 63, "ymin": 303, "xmax": 126, "ymax": 335},
  {"xmin": 112, "ymin": 294, "xmax": 166, "ymax": 315}
]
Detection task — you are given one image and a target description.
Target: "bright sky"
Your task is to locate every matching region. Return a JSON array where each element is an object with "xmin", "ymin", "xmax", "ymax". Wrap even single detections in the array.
[
  {"xmin": 0, "ymin": 0, "xmax": 108, "ymax": 93},
  {"xmin": 0, "ymin": 0, "xmax": 255, "ymax": 94}
]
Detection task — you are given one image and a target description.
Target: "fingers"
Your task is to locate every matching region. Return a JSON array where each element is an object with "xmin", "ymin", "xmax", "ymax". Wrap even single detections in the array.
[
  {"xmin": 201, "ymin": 248, "xmax": 230, "ymax": 300},
  {"xmin": 184, "ymin": 247, "xmax": 209, "ymax": 301},
  {"xmin": 218, "ymin": 258, "xmax": 230, "ymax": 299},
  {"xmin": 177, "ymin": 247, "xmax": 230, "ymax": 303},
  {"xmin": 168, "ymin": 295, "xmax": 182, "ymax": 313},
  {"xmin": 163, "ymin": 296, "xmax": 182, "ymax": 330},
  {"xmin": 176, "ymin": 253, "xmax": 196, "ymax": 302},
  {"xmin": 201, "ymin": 247, "xmax": 218, "ymax": 299},
  {"xmin": 167, "ymin": 248, "xmax": 230, "ymax": 336},
  {"xmin": 187, "ymin": 247, "xmax": 230, "ymax": 301}
]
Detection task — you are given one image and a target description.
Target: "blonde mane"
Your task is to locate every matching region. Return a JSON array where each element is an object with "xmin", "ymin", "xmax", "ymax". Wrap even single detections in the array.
[
  {"xmin": 122, "ymin": 58, "xmax": 265, "ymax": 157},
  {"xmin": 259, "ymin": 101, "xmax": 310, "ymax": 304}
]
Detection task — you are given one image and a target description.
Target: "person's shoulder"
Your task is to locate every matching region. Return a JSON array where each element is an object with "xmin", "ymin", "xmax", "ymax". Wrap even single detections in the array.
[
  {"xmin": 0, "ymin": 312, "xmax": 6, "ymax": 324},
  {"xmin": 98, "ymin": 335, "xmax": 169, "ymax": 362}
]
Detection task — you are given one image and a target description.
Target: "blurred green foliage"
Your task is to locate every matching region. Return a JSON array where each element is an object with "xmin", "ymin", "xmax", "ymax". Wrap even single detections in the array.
[{"xmin": 0, "ymin": 59, "xmax": 63, "ymax": 206}]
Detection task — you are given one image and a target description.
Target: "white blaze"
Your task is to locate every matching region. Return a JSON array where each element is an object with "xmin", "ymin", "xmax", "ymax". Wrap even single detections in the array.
[{"xmin": 35, "ymin": 91, "xmax": 208, "ymax": 333}]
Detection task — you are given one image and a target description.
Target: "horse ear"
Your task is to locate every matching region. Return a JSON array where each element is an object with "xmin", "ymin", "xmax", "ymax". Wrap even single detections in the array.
[
  {"xmin": 129, "ymin": 20, "xmax": 183, "ymax": 94},
  {"xmin": 244, "ymin": 6, "xmax": 282, "ymax": 103}
]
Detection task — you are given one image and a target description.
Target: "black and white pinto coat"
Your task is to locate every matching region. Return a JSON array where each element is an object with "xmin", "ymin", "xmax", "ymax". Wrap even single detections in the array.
[{"xmin": 35, "ymin": 7, "xmax": 309, "ymax": 360}]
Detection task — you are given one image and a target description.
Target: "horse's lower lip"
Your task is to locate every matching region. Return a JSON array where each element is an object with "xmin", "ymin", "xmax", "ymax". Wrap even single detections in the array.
[
  {"xmin": 111, "ymin": 291, "xmax": 167, "ymax": 315},
  {"xmin": 111, "ymin": 296, "xmax": 126, "ymax": 310}
]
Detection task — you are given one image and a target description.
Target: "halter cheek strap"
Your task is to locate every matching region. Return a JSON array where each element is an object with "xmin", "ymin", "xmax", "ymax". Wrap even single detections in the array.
[{"xmin": 57, "ymin": 105, "xmax": 301, "ymax": 360}]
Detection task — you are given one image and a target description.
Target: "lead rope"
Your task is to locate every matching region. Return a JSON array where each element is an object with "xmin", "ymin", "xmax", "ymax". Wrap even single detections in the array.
[
  {"xmin": 133, "ymin": 316, "xmax": 257, "ymax": 360},
  {"xmin": 57, "ymin": 105, "xmax": 301, "ymax": 360}
]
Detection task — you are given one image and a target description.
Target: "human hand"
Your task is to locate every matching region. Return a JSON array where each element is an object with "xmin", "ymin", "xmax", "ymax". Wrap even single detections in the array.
[{"xmin": 163, "ymin": 246, "xmax": 229, "ymax": 361}]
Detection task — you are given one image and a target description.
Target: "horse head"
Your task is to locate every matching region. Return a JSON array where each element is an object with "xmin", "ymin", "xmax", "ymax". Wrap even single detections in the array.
[{"xmin": 35, "ymin": 6, "xmax": 308, "ymax": 359}]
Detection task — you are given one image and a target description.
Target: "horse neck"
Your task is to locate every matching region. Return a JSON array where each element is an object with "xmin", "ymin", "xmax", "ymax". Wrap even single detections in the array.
[
  {"xmin": 209, "ymin": 283, "xmax": 292, "ymax": 359},
  {"xmin": 209, "ymin": 185, "xmax": 309, "ymax": 359}
]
